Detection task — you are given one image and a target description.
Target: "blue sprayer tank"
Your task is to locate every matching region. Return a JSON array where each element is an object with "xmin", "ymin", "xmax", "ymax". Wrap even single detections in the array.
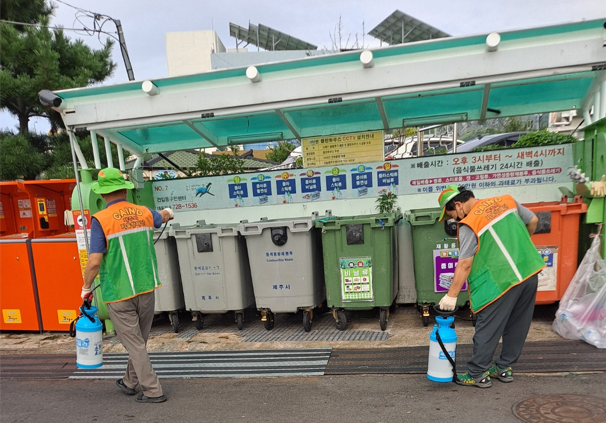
[
  {"xmin": 75, "ymin": 305, "xmax": 103, "ymax": 369},
  {"xmin": 427, "ymin": 315, "xmax": 457, "ymax": 382}
]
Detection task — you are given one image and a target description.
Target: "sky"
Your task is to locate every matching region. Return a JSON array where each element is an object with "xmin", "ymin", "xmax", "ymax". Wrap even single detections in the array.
[{"xmin": 2, "ymin": 0, "xmax": 605, "ymax": 133}]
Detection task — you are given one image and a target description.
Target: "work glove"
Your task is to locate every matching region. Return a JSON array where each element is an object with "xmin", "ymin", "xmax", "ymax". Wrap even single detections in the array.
[
  {"xmin": 81, "ymin": 286, "xmax": 93, "ymax": 301},
  {"xmin": 163, "ymin": 208, "xmax": 174, "ymax": 220},
  {"xmin": 439, "ymin": 294, "xmax": 457, "ymax": 311},
  {"xmin": 590, "ymin": 175, "xmax": 606, "ymax": 197}
]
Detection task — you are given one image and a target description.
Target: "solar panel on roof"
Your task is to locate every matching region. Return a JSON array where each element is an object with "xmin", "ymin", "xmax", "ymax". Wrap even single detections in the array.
[
  {"xmin": 229, "ymin": 21, "xmax": 317, "ymax": 51},
  {"xmin": 369, "ymin": 10, "xmax": 449, "ymax": 45}
]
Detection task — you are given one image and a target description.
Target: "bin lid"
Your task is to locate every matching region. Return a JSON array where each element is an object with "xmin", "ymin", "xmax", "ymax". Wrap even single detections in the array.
[
  {"xmin": 405, "ymin": 208, "xmax": 443, "ymax": 226},
  {"xmin": 314, "ymin": 213, "xmax": 399, "ymax": 230},
  {"xmin": 170, "ymin": 222, "xmax": 239, "ymax": 238},
  {"xmin": 238, "ymin": 217, "xmax": 316, "ymax": 236},
  {"xmin": 31, "ymin": 232, "xmax": 76, "ymax": 242}
]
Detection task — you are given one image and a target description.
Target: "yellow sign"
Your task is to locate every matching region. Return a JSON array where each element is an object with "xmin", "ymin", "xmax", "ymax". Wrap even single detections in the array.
[
  {"xmin": 58, "ymin": 310, "xmax": 77, "ymax": 325},
  {"xmin": 302, "ymin": 131, "xmax": 384, "ymax": 168},
  {"xmin": 2, "ymin": 309, "xmax": 22, "ymax": 324}
]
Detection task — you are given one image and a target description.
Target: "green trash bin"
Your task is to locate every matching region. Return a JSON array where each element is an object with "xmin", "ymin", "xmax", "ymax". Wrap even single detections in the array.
[
  {"xmin": 315, "ymin": 213, "xmax": 399, "ymax": 331},
  {"xmin": 405, "ymin": 208, "xmax": 469, "ymax": 326}
]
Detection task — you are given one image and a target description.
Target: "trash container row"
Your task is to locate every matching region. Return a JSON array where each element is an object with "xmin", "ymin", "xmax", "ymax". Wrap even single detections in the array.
[
  {"xmin": 152, "ymin": 198, "xmax": 586, "ymax": 333},
  {"xmin": 156, "ymin": 212, "xmax": 402, "ymax": 333}
]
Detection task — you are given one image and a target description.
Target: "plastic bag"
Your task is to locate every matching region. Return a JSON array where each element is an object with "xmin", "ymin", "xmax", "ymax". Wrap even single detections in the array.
[{"xmin": 553, "ymin": 235, "xmax": 606, "ymax": 348}]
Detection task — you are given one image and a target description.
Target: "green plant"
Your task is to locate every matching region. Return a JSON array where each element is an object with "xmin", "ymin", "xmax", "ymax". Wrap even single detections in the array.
[
  {"xmin": 194, "ymin": 150, "xmax": 244, "ymax": 176},
  {"xmin": 0, "ymin": 133, "xmax": 46, "ymax": 180},
  {"xmin": 375, "ymin": 192, "xmax": 399, "ymax": 213},
  {"xmin": 472, "ymin": 144, "xmax": 507, "ymax": 152},
  {"xmin": 512, "ymin": 130, "xmax": 576, "ymax": 147},
  {"xmin": 266, "ymin": 140, "xmax": 298, "ymax": 163}
]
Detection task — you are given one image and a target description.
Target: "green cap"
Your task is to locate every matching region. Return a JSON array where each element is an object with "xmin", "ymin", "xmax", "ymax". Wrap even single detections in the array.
[
  {"xmin": 437, "ymin": 184, "xmax": 462, "ymax": 221},
  {"xmin": 91, "ymin": 167, "xmax": 134, "ymax": 194}
]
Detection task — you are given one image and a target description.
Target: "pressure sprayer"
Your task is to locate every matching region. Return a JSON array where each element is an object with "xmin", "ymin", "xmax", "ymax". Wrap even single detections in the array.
[
  {"xmin": 427, "ymin": 305, "xmax": 458, "ymax": 383},
  {"xmin": 69, "ymin": 286, "xmax": 103, "ymax": 369}
]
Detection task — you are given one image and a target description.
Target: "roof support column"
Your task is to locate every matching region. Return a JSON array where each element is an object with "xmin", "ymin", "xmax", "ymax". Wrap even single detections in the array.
[
  {"xmin": 117, "ymin": 145, "xmax": 126, "ymax": 171},
  {"xmin": 90, "ymin": 131, "xmax": 102, "ymax": 169},
  {"xmin": 104, "ymin": 136, "xmax": 114, "ymax": 168}
]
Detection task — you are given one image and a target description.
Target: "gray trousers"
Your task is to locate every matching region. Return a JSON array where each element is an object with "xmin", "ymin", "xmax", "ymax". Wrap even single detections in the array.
[
  {"xmin": 467, "ymin": 274, "xmax": 538, "ymax": 377},
  {"xmin": 107, "ymin": 290, "xmax": 163, "ymax": 397}
]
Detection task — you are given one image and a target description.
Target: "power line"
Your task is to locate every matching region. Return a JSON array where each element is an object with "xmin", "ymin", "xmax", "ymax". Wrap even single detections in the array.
[{"xmin": 0, "ymin": 19, "xmax": 116, "ymax": 38}]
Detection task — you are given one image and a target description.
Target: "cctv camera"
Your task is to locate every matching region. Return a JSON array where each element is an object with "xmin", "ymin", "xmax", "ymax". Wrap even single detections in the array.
[{"xmin": 38, "ymin": 90, "xmax": 62, "ymax": 108}]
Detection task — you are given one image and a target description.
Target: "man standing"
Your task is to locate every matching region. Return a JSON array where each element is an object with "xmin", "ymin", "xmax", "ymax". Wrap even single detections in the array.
[
  {"xmin": 437, "ymin": 185, "xmax": 545, "ymax": 388},
  {"xmin": 81, "ymin": 168, "xmax": 174, "ymax": 403}
]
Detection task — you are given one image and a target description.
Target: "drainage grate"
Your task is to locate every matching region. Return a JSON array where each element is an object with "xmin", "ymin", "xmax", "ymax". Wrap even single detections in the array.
[
  {"xmin": 70, "ymin": 349, "xmax": 332, "ymax": 379},
  {"xmin": 513, "ymin": 394, "xmax": 606, "ymax": 423},
  {"xmin": 104, "ymin": 310, "xmax": 390, "ymax": 344}
]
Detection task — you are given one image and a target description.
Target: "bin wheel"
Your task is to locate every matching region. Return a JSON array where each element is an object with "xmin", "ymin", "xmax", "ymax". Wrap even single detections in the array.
[
  {"xmin": 170, "ymin": 313, "xmax": 179, "ymax": 333},
  {"xmin": 236, "ymin": 313, "xmax": 244, "ymax": 331},
  {"xmin": 422, "ymin": 315, "xmax": 430, "ymax": 327},
  {"xmin": 264, "ymin": 312, "xmax": 275, "ymax": 331},
  {"xmin": 303, "ymin": 311, "xmax": 312, "ymax": 332},
  {"xmin": 379, "ymin": 309, "xmax": 388, "ymax": 331},
  {"xmin": 195, "ymin": 313, "xmax": 204, "ymax": 331},
  {"xmin": 335, "ymin": 310, "xmax": 347, "ymax": 331}
]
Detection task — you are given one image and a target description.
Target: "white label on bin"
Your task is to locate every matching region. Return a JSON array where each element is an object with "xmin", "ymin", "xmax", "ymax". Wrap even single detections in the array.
[
  {"xmin": 537, "ymin": 246, "xmax": 557, "ymax": 291},
  {"xmin": 340, "ymin": 257, "xmax": 373, "ymax": 302}
]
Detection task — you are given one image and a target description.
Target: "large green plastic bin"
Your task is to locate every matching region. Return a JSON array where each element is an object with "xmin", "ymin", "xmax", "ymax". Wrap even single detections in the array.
[
  {"xmin": 315, "ymin": 213, "xmax": 399, "ymax": 331},
  {"xmin": 405, "ymin": 208, "xmax": 469, "ymax": 326}
]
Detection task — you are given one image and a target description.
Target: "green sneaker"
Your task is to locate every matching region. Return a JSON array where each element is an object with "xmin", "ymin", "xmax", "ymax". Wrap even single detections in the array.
[
  {"xmin": 488, "ymin": 364, "xmax": 513, "ymax": 383},
  {"xmin": 455, "ymin": 371, "xmax": 492, "ymax": 388}
]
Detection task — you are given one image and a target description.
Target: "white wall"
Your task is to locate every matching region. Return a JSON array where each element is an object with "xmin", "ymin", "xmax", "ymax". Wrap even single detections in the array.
[
  {"xmin": 166, "ymin": 31, "xmax": 226, "ymax": 77},
  {"xmin": 168, "ymin": 184, "xmax": 568, "ymax": 227}
]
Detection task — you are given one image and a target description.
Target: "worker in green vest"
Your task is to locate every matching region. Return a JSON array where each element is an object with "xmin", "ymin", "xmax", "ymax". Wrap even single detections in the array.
[{"xmin": 437, "ymin": 185, "xmax": 545, "ymax": 388}]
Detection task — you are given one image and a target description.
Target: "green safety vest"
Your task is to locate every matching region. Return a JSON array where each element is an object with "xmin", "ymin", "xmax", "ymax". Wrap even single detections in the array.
[
  {"xmin": 460, "ymin": 195, "xmax": 545, "ymax": 313},
  {"xmin": 94, "ymin": 202, "xmax": 161, "ymax": 303}
]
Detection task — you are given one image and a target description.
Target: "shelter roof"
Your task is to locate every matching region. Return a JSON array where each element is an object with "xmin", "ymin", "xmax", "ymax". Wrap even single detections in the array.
[{"xmin": 52, "ymin": 19, "xmax": 606, "ymax": 157}]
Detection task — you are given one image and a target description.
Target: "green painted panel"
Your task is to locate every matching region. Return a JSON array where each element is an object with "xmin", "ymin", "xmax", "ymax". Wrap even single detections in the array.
[
  {"xmin": 383, "ymin": 89, "xmax": 483, "ymax": 119},
  {"xmin": 489, "ymin": 79, "xmax": 592, "ymax": 108},
  {"xmin": 119, "ymin": 123, "xmax": 201, "ymax": 145},
  {"xmin": 286, "ymin": 102, "xmax": 381, "ymax": 135},
  {"xmin": 195, "ymin": 114, "xmax": 291, "ymax": 138}
]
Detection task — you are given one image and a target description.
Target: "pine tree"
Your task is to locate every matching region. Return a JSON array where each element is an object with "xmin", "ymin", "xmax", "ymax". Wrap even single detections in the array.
[{"xmin": 0, "ymin": 0, "xmax": 116, "ymax": 134}]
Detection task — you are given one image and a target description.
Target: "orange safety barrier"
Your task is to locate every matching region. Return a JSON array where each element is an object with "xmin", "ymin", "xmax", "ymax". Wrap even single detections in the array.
[{"xmin": 523, "ymin": 196, "xmax": 588, "ymax": 305}]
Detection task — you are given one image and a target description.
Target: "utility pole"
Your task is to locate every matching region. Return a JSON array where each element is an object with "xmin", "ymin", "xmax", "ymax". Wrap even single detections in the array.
[{"xmin": 114, "ymin": 19, "xmax": 135, "ymax": 81}]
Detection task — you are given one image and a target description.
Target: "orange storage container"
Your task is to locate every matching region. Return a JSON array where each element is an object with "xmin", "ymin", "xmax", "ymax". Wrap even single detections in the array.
[
  {"xmin": 0, "ymin": 237, "xmax": 42, "ymax": 331},
  {"xmin": 31, "ymin": 233, "xmax": 83, "ymax": 331},
  {"xmin": 523, "ymin": 196, "xmax": 588, "ymax": 305},
  {"xmin": 0, "ymin": 180, "xmax": 76, "ymax": 332}
]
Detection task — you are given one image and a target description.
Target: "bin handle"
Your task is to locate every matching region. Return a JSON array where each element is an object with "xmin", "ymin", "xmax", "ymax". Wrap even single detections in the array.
[
  {"xmin": 240, "ymin": 225, "xmax": 262, "ymax": 235},
  {"xmin": 219, "ymin": 227, "xmax": 237, "ymax": 237},
  {"xmin": 407, "ymin": 213, "xmax": 438, "ymax": 226},
  {"xmin": 290, "ymin": 221, "xmax": 312, "ymax": 233}
]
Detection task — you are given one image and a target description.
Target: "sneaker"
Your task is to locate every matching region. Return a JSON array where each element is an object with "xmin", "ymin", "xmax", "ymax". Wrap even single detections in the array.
[
  {"xmin": 116, "ymin": 379, "xmax": 136, "ymax": 395},
  {"xmin": 488, "ymin": 364, "xmax": 513, "ymax": 383},
  {"xmin": 135, "ymin": 393, "xmax": 167, "ymax": 403},
  {"xmin": 455, "ymin": 371, "xmax": 492, "ymax": 388}
]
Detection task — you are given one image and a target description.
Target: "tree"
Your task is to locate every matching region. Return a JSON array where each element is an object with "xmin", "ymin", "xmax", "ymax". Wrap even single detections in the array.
[
  {"xmin": 194, "ymin": 147, "xmax": 244, "ymax": 176},
  {"xmin": 0, "ymin": 133, "xmax": 47, "ymax": 180},
  {"xmin": 266, "ymin": 140, "xmax": 298, "ymax": 163},
  {"xmin": 0, "ymin": 0, "xmax": 116, "ymax": 134}
]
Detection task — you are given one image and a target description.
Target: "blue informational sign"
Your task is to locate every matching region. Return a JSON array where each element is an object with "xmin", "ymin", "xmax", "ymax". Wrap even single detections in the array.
[
  {"xmin": 351, "ymin": 172, "xmax": 373, "ymax": 189},
  {"xmin": 252, "ymin": 181, "xmax": 272, "ymax": 197},
  {"xmin": 378, "ymin": 170, "xmax": 399, "ymax": 187},
  {"xmin": 301, "ymin": 176, "xmax": 321, "ymax": 193},
  {"xmin": 228, "ymin": 183, "xmax": 248, "ymax": 199},
  {"xmin": 276, "ymin": 179, "xmax": 297, "ymax": 195},
  {"xmin": 326, "ymin": 174, "xmax": 347, "ymax": 191}
]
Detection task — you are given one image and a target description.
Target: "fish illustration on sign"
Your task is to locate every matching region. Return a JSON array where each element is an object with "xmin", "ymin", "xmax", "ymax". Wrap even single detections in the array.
[{"xmin": 196, "ymin": 183, "xmax": 214, "ymax": 197}]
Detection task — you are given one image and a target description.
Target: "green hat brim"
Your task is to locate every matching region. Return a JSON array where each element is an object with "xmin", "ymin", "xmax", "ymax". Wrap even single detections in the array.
[{"xmin": 91, "ymin": 180, "xmax": 134, "ymax": 194}]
